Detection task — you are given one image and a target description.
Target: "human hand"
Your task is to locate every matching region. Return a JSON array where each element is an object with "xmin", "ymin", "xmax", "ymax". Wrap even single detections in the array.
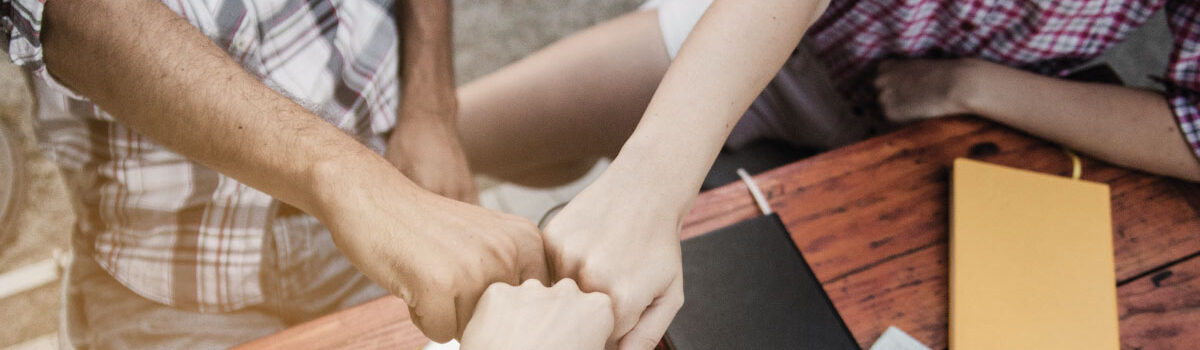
[
  {"xmin": 319, "ymin": 177, "xmax": 548, "ymax": 343},
  {"xmin": 460, "ymin": 279, "xmax": 615, "ymax": 350},
  {"xmin": 874, "ymin": 58, "xmax": 986, "ymax": 123},
  {"xmin": 542, "ymin": 177, "xmax": 685, "ymax": 350},
  {"xmin": 386, "ymin": 110, "xmax": 478, "ymax": 204}
]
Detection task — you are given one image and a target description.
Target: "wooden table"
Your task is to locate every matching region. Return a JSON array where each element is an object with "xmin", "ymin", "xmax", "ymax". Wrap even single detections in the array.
[{"xmin": 237, "ymin": 117, "xmax": 1200, "ymax": 350}]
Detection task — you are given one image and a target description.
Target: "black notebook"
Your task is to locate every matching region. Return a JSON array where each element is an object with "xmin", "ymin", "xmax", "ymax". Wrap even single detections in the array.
[{"xmin": 664, "ymin": 214, "xmax": 860, "ymax": 350}]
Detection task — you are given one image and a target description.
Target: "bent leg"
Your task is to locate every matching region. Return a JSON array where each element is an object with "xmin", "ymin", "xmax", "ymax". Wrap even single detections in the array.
[
  {"xmin": 62, "ymin": 241, "xmax": 285, "ymax": 350},
  {"xmin": 458, "ymin": 10, "xmax": 670, "ymax": 187}
]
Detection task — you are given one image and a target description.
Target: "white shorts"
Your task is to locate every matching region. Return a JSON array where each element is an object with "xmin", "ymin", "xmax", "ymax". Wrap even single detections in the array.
[{"xmin": 642, "ymin": 0, "xmax": 869, "ymax": 150}]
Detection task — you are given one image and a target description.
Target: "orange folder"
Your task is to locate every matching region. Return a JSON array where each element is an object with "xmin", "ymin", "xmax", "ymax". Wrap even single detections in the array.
[{"xmin": 950, "ymin": 158, "xmax": 1118, "ymax": 349}]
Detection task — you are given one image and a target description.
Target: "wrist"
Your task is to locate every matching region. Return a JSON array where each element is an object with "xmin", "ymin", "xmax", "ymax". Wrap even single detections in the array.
[
  {"xmin": 599, "ymin": 152, "xmax": 697, "ymax": 224},
  {"xmin": 390, "ymin": 104, "xmax": 458, "ymax": 148},
  {"xmin": 307, "ymin": 148, "xmax": 421, "ymax": 221},
  {"xmin": 399, "ymin": 85, "xmax": 458, "ymax": 123},
  {"xmin": 951, "ymin": 58, "xmax": 998, "ymax": 116},
  {"xmin": 397, "ymin": 107, "xmax": 457, "ymax": 128},
  {"xmin": 393, "ymin": 102, "xmax": 459, "ymax": 145},
  {"xmin": 306, "ymin": 149, "xmax": 433, "ymax": 299}
]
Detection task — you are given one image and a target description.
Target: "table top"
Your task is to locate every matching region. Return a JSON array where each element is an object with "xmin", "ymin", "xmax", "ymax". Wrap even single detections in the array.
[{"xmin": 236, "ymin": 117, "xmax": 1200, "ymax": 350}]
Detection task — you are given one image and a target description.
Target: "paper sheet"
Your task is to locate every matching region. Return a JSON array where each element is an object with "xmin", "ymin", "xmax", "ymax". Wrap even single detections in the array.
[
  {"xmin": 869, "ymin": 326, "xmax": 931, "ymax": 350},
  {"xmin": 421, "ymin": 339, "xmax": 460, "ymax": 350}
]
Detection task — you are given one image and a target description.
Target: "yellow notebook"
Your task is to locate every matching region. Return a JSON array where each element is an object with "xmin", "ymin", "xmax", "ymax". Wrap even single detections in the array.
[{"xmin": 950, "ymin": 158, "xmax": 1118, "ymax": 350}]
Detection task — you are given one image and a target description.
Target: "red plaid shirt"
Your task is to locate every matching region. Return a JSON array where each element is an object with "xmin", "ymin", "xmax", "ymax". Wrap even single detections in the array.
[{"xmin": 806, "ymin": 0, "xmax": 1200, "ymax": 158}]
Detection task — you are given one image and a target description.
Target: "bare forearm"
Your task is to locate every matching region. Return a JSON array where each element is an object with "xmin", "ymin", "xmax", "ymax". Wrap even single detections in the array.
[
  {"xmin": 397, "ymin": 0, "xmax": 456, "ymax": 119},
  {"xmin": 609, "ymin": 0, "xmax": 829, "ymax": 216},
  {"xmin": 960, "ymin": 60, "xmax": 1200, "ymax": 181},
  {"xmin": 41, "ymin": 0, "xmax": 414, "ymax": 215}
]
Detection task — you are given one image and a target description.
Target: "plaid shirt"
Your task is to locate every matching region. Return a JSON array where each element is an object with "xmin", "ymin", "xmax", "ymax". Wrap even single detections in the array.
[
  {"xmin": 2, "ymin": 0, "xmax": 1198, "ymax": 312},
  {"xmin": 2, "ymin": 0, "xmax": 399, "ymax": 312},
  {"xmin": 805, "ymin": 0, "xmax": 1200, "ymax": 158}
]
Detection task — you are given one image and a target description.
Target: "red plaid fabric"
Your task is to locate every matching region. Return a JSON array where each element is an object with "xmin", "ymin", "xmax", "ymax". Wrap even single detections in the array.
[{"xmin": 804, "ymin": 0, "xmax": 1200, "ymax": 158}]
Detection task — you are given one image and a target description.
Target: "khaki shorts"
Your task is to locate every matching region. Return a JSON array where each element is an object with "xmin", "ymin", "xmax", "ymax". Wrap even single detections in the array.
[{"xmin": 60, "ymin": 215, "xmax": 386, "ymax": 350}]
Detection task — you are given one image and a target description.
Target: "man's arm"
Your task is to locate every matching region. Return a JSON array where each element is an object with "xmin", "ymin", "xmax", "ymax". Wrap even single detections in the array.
[
  {"xmin": 541, "ymin": 1, "xmax": 831, "ymax": 349},
  {"xmin": 875, "ymin": 58, "xmax": 1200, "ymax": 182},
  {"xmin": 386, "ymin": 0, "xmax": 478, "ymax": 203},
  {"xmin": 397, "ymin": 0, "xmax": 455, "ymax": 115},
  {"xmin": 42, "ymin": 0, "xmax": 546, "ymax": 341},
  {"xmin": 43, "ymin": 0, "xmax": 368, "ymax": 211}
]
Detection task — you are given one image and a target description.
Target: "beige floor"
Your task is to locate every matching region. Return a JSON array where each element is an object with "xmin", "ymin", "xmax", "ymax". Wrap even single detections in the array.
[{"xmin": 0, "ymin": 59, "xmax": 74, "ymax": 349}]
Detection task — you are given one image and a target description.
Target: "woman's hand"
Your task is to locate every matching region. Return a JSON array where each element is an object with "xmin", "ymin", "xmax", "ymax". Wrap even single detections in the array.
[
  {"xmin": 541, "ymin": 175, "xmax": 685, "ymax": 350},
  {"xmin": 461, "ymin": 279, "xmax": 614, "ymax": 350}
]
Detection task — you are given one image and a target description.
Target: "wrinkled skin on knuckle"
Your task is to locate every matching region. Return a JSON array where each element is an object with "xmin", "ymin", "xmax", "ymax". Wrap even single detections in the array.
[
  {"xmin": 548, "ymin": 235, "xmax": 594, "ymax": 279},
  {"xmin": 575, "ymin": 255, "xmax": 615, "ymax": 290},
  {"xmin": 608, "ymin": 287, "xmax": 649, "ymax": 326},
  {"xmin": 582, "ymin": 291, "xmax": 614, "ymax": 312},
  {"xmin": 483, "ymin": 235, "xmax": 521, "ymax": 280},
  {"xmin": 552, "ymin": 277, "xmax": 580, "ymax": 291},
  {"xmin": 424, "ymin": 270, "xmax": 460, "ymax": 299},
  {"xmin": 520, "ymin": 278, "xmax": 545, "ymax": 288},
  {"xmin": 483, "ymin": 281, "xmax": 513, "ymax": 300}
]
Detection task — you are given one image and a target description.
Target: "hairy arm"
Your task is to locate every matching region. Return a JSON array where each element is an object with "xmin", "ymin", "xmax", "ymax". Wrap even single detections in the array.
[
  {"xmin": 42, "ymin": 0, "xmax": 547, "ymax": 341},
  {"xmin": 42, "ymin": 0, "xmax": 404, "ymax": 213}
]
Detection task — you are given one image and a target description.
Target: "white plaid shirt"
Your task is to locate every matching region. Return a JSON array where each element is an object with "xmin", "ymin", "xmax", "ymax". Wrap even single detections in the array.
[{"xmin": 2, "ymin": 0, "xmax": 399, "ymax": 312}]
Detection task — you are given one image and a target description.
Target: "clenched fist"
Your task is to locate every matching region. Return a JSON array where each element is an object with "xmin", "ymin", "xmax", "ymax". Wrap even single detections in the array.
[{"xmin": 461, "ymin": 279, "xmax": 614, "ymax": 350}]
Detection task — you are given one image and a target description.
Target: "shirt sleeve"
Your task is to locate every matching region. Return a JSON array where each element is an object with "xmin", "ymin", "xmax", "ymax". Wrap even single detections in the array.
[
  {"xmin": 1, "ymin": 0, "xmax": 80, "ymax": 97},
  {"xmin": 1164, "ymin": 0, "xmax": 1200, "ymax": 160}
]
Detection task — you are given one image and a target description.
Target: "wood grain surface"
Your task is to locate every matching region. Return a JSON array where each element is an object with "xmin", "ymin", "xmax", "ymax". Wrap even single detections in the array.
[{"xmin": 237, "ymin": 117, "xmax": 1200, "ymax": 350}]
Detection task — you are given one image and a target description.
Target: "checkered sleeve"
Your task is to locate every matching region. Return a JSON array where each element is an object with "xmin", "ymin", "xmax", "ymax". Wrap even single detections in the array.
[
  {"xmin": 1164, "ymin": 0, "xmax": 1200, "ymax": 160},
  {"xmin": 1, "ymin": 0, "xmax": 80, "ymax": 97}
]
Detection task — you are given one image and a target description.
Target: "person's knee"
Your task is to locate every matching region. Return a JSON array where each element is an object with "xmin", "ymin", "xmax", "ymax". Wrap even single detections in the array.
[{"xmin": 492, "ymin": 158, "xmax": 601, "ymax": 188}]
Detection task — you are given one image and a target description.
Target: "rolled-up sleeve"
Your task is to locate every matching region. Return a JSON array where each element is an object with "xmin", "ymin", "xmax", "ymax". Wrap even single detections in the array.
[
  {"xmin": 1165, "ymin": 0, "xmax": 1200, "ymax": 160},
  {"xmin": 1, "ymin": 0, "xmax": 79, "ymax": 97}
]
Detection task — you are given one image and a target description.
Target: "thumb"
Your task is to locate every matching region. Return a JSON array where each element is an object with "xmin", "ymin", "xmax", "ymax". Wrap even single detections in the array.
[
  {"xmin": 618, "ymin": 277, "xmax": 684, "ymax": 350},
  {"xmin": 408, "ymin": 291, "xmax": 458, "ymax": 343},
  {"xmin": 519, "ymin": 234, "xmax": 551, "ymax": 284}
]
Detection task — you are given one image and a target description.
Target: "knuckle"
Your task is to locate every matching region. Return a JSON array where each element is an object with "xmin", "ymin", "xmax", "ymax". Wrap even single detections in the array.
[
  {"xmin": 484, "ymin": 281, "xmax": 512, "ymax": 296},
  {"xmin": 627, "ymin": 335, "xmax": 660, "ymax": 349},
  {"xmin": 553, "ymin": 277, "xmax": 580, "ymax": 291},
  {"xmin": 503, "ymin": 213, "xmax": 537, "ymax": 229},
  {"xmin": 520, "ymin": 278, "xmax": 544, "ymax": 288},
  {"xmin": 426, "ymin": 272, "xmax": 455, "ymax": 292},
  {"xmin": 576, "ymin": 257, "xmax": 609, "ymax": 281},
  {"xmin": 583, "ymin": 291, "xmax": 613, "ymax": 309},
  {"xmin": 609, "ymin": 289, "xmax": 642, "ymax": 311}
]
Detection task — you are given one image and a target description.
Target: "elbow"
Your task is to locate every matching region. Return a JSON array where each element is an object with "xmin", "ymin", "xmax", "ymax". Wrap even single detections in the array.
[
  {"xmin": 1177, "ymin": 170, "xmax": 1200, "ymax": 183},
  {"xmin": 1163, "ymin": 158, "xmax": 1200, "ymax": 183}
]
